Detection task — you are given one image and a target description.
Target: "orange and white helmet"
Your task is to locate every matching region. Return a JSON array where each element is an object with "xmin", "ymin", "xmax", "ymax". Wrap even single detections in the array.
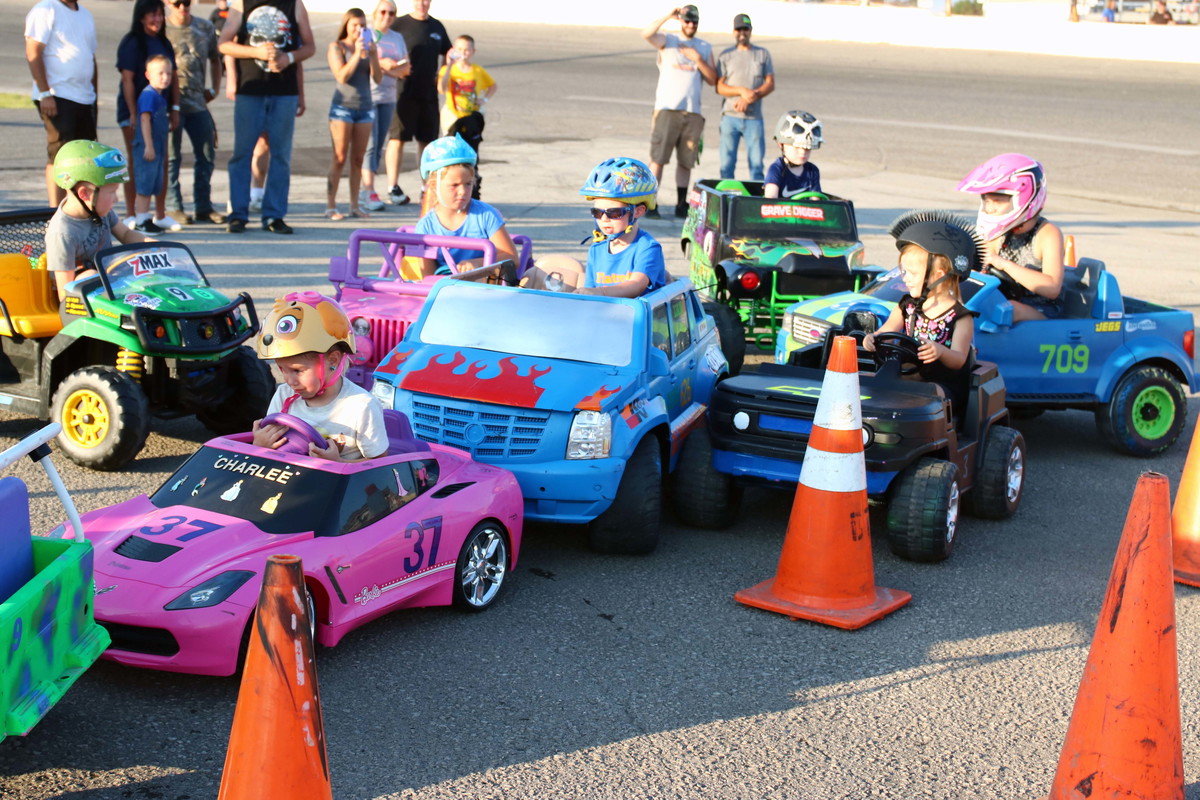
[{"xmin": 256, "ymin": 291, "xmax": 356, "ymax": 360}]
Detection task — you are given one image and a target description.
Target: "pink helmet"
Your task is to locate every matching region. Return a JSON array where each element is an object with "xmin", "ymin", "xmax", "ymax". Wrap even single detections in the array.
[{"xmin": 956, "ymin": 153, "xmax": 1047, "ymax": 241}]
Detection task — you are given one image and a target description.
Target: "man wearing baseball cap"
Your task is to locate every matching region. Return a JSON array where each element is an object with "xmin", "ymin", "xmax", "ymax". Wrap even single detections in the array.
[
  {"xmin": 716, "ymin": 12, "xmax": 775, "ymax": 182},
  {"xmin": 642, "ymin": 6, "xmax": 716, "ymax": 218}
]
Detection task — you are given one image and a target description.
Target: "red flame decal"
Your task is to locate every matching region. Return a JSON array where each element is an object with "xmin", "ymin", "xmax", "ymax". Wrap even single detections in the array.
[
  {"xmin": 575, "ymin": 385, "xmax": 622, "ymax": 411},
  {"xmin": 375, "ymin": 347, "xmax": 414, "ymax": 377},
  {"xmin": 400, "ymin": 352, "xmax": 552, "ymax": 407}
]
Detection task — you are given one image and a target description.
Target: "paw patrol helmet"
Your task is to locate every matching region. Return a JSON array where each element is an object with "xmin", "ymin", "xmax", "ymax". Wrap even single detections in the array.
[{"xmin": 256, "ymin": 291, "xmax": 356, "ymax": 360}]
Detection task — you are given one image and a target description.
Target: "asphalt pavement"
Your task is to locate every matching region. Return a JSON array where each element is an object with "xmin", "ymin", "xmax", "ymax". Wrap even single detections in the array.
[{"xmin": 2, "ymin": 7, "xmax": 1200, "ymax": 800}]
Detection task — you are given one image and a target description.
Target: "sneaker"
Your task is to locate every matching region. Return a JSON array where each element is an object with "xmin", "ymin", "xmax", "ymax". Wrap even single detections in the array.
[
  {"xmin": 197, "ymin": 210, "xmax": 227, "ymax": 224},
  {"xmin": 122, "ymin": 216, "xmax": 136, "ymax": 229},
  {"xmin": 155, "ymin": 215, "xmax": 183, "ymax": 232},
  {"xmin": 674, "ymin": 202, "xmax": 689, "ymax": 219},
  {"xmin": 180, "ymin": 213, "xmax": 197, "ymax": 225},
  {"xmin": 227, "ymin": 218, "xmax": 246, "ymax": 233},
  {"xmin": 133, "ymin": 219, "xmax": 163, "ymax": 234},
  {"xmin": 360, "ymin": 191, "xmax": 386, "ymax": 212},
  {"xmin": 249, "ymin": 196, "xmax": 263, "ymax": 214},
  {"xmin": 644, "ymin": 206, "xmax": 662, "ymax": 220},
  {"xmin": 387, "ymin": 185, "xmax": 410, "ymax": 205},
  {"xmin": 262, "ymin": 217, "xmax": 294, "ymax": 235}
]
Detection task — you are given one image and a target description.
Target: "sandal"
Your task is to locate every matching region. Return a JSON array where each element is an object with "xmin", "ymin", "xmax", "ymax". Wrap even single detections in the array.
[
  {"xmin": 324, "ymin": 208, "xmax": 344, "ymax": 221},
  {"xmin": 349, "ymin": 208, "xmax": 370, "ymax": 219}
]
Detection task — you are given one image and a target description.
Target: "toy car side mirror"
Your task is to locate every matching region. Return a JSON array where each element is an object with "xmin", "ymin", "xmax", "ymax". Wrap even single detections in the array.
[{"xmin": 648, "ymin": 347, "xmax": 670, "ymax": 377}]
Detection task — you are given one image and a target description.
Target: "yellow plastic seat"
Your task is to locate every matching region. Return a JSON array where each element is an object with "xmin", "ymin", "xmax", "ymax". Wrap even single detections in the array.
[{"xmin": 0, "ymin": 254, "xmax": 63, "ymax": 339}]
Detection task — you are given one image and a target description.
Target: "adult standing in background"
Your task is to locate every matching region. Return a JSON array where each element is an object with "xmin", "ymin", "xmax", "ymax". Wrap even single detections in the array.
[
  {"xmin": 385, "ymin": 0, "xmax": 450, "ymax": 205},
  {"xmin": 716, "ymin": 13, "xmax": 774, "ymax": 182},
  {"xmin": 219, "ymin": 0, "xmax": 316, "ymax": 234},
  {"xmin": 641, "ymin": 5, "xmax": 715, "ymax": 219},
  {"xmin": 165, "ymin": 0, "xmax": 226, "ymax": 225},
  {"xmin": 25, "ymin": 0, "xmax": 98, "ymax": 207},
  {"xmin": 360, "ymin": 0, "xmax": 410, "ymax": 211}
]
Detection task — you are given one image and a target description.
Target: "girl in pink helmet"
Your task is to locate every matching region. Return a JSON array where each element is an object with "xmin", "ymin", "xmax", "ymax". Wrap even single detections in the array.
[{"xmin": 957, "ymin": 153, "xmax": 1065, "ymax": 322}]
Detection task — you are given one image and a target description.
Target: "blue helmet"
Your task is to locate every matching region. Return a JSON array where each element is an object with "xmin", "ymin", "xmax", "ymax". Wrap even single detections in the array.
[
  {"xmin": 580, "ymin": 157, "xmax": 658, "ymax": 210},
  {"xmin": 420, "ymin": 134, "xmax": 477, "ymax": 180}
]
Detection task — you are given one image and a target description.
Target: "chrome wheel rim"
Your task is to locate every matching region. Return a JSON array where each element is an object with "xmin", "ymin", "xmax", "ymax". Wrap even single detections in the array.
[{"xmin": 461, "ymin": 527, "xmax": 506, "ymax": 608}]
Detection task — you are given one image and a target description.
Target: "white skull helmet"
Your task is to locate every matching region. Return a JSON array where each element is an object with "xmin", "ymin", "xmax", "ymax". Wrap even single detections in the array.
[
  {"xmin": 246, "ymin": 5, "xmax": 291, "ymax": 70},
  {"xmin": 773, "ymin": 110, "xmax": 823, "ymax": 150}
]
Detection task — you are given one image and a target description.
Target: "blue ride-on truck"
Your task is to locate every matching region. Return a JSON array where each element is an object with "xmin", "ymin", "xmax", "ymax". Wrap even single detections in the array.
[
  {"xmin": 775, "ymin": 258, "xmax": 1197, "ymax": 457},
  {"xmin": 367, "ymin": 277, "xmax": 736, "ymax": 555}
]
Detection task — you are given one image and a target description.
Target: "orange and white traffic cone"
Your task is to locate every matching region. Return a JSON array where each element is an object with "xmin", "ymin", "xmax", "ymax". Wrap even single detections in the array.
[
  {"xmin": 218, "ymin": 555, "xmax": 332, "ymax": 800},
  {"xmin": 735, "ymin": 335, "xmax": 911, "ymax": 629},
  {"xmin": 1044, "ymin": 472, "xmax": 1182, "ymax": 800},
  {"xmin": 1064, "ymin": 235, "xmax": 1077, "ymax": 268},
  {"xmin": 1172, "ymin": 421, "xmax": 1200, "ymax": 586}
]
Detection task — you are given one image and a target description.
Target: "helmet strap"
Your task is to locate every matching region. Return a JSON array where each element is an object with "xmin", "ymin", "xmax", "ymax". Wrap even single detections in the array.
[{"xmin": 71, "ymin": 185, "xmax": 104, "ymax": 226}]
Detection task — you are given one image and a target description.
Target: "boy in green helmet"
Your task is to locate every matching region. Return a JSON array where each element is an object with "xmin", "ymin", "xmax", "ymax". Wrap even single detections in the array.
[{"xmin": 45, "ymin": 140, "xmax": 149, "ymax": 299}]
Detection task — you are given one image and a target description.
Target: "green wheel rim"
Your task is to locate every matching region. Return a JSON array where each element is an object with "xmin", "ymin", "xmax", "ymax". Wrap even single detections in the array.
[{"xmin": 1131, "ymin": 385, "xmax": 1175, "ymax": 440}]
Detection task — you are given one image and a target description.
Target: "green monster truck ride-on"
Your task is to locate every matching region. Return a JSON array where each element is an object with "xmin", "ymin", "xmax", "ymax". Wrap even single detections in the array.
[
  {"xmin": 0, "ymin": 211, "xmax": 271, "ymax": 470},
  {"xmin": 681, "ymin": 179, "xmax": 885, "ymax": 367}
]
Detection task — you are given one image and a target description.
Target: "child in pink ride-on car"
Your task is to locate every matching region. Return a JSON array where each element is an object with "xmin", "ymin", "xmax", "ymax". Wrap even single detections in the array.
[{"xmin": 252, "ymin": 291, "xmax": 388, "ymax": 461}]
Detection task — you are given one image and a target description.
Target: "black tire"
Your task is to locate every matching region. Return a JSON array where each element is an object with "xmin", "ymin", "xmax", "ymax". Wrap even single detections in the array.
[
  {"xmin": 702, "ymin": 301, "xmax": 746, "ymax": 376},
  {"xmin": 452, "ymin": 521, "xmax": 509, "ymax": 612},
  {"xmin": 589, "ymin": 436, "xmax": 662, "ymax": 555},
  {"xmin": 51, "ymin": 366, "xmax": 150, "ymax": 471},
  {"xmin": 1095, "ymin": 365, "xmax": 1187, "ymax": 457},
  {"xmin": 964, "ymin": 426, "xmax": 1025, "ymax": 519},
  {"xmin": 886, "ymin": 459, "xmax": 960, "ymax": 563},
  {"xmin": 196, "ymin": 347, "xmax": 276, "ymax": 435},
  {"xmin": 670, "ymin": 425, "xmax": 741, "ymax": 529}
]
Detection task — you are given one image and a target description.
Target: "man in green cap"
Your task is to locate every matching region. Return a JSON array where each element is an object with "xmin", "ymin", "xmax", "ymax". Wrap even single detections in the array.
[{"xmin": 716, "ymin": 12, "xmax": 774, "ymax": 182}]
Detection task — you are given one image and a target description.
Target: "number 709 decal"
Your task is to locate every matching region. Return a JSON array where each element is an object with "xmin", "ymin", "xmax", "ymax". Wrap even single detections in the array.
[{"xmin": 1040, "ymin": 344, "xmax": 1089, "ymax": 374}]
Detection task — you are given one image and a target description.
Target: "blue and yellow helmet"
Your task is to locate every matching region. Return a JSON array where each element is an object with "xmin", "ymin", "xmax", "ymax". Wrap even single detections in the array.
[{"xmin": 580, "ymin": 157, "xmax": 658, "ymax": 210}]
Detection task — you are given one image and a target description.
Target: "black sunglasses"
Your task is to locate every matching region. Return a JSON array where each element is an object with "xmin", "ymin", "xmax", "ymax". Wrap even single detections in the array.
[{"xmin": 590, "ymin": 207, "xmax": 631, "ymax": 220}]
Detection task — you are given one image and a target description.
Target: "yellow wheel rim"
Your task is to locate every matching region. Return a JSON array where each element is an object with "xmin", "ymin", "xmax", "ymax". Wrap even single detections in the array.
[{"xmin": 60, "ymin": 389, "xmax": 110, "ymax": 448}]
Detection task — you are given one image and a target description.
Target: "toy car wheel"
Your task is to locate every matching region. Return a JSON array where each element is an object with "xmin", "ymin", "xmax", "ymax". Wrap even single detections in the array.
[
  {"xmin": 964, "ymin": 426, "xmax": 1025, "ymax": 520},
  {"xmin": 1096, "ymin": 366, "xmax": 1187, "ymax": 457},
  {"xmin": 51, "ymin": 366, "xmax": 150, "ymax": 471},
  {"xmin": 589, "ymin": 436, "xmax": 662, "ymax": 555},
  {"xmin": 670, "ymin": 425, "xmax": 741, "ymax": 530},
  {"xmin": 196, "ymin": 346, "xmax": 275, "ymax": 435},
  {"xmin": 452, "ymin": 521, "xmax": 509, "ymax": 612},
  {"xmin": 886, "ymin": 458, "xmax": 960, "ymax": 563},
  {"xmin": 703, "ymin": 301, "xmax": 746, "ymax": 375}
]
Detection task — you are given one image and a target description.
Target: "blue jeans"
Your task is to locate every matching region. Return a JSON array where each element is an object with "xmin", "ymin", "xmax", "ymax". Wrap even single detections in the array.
[
  {"xmin": 365, "ymin": 100, "xmax": 395, "ymax": 174},
  {"xmin": 719, "ymin": 115, "xmax": 765, "ymax": 182},
  {"xmin": 167, "ymin": 108, "xmax": 217, "ymax": 215},
  {"xmin": 228, "ymin": 94, "xmax": 299, "ymax": 223}
]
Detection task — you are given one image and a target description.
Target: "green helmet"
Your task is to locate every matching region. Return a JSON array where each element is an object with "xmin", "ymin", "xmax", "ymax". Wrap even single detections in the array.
[{"xmin": 53, "ymin": 140, "xmax": 129, "ymax": 191}]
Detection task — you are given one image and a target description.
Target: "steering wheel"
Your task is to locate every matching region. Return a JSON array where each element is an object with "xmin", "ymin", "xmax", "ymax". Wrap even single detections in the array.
[
  {"xmin": 260, "ymin": 413, "xmax": 329, "ymax": 456},
  {"xmin": 985, "ymin": 265, "xmax": 1022, "ymax": 294},
  {"xmin": 790, "ymin": 191, "xmax": 829, "ymax": 201},
  {"xmin": 872, "ymin": 332, "xmax": 923, "ymax": 376}
]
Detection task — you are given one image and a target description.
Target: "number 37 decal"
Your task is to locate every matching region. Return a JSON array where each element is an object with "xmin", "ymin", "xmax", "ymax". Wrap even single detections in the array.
[{"xmin": 1040, "ymin": 343, "xmax": 1089, "ymax": 374}]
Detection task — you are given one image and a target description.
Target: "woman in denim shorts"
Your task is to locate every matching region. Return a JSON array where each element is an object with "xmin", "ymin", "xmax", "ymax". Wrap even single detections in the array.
[{"xmin": 326, "ymin": 8, "xmax": 381, "ymax": 219}]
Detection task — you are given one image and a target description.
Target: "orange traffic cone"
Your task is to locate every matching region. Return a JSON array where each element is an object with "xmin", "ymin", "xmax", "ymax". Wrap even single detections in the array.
[
  {"xmin": 735, "ymin": 335, "xmax": 911, "ymax": 629},
  {"xmin": 218, "ymin": 555, "xmax": 332, "ymax": 800},
  {"xmin": 1045, "ymin": 472, "xmax": 1182, "ymax": 800},
  {"xmin": 1172, "ymin": 421, "xmax": 1200, "ymax": 586},
  {"xmin": 1064, "ymin": 234, "xmax": 1077, "ymax": 268}
]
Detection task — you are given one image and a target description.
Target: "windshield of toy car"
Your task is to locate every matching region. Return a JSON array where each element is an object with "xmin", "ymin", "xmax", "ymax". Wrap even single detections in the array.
[
  {"xmin": 97, "ymin": 245, "xmax": 206, "ymax": 296},
  {"xmin": 731, "ymin": 196, "xmax": 856, "ymax": 239},
  {"xmin": 419, "ymin": 283, "xmax": 636, "ymax": 366},
  {"xmin": 150, "ymin": 446, "xmax": 341, "ymax": 535},
  {"xmin": 861, "ymin": 267, "xmax": 987, "ymax": 304}
]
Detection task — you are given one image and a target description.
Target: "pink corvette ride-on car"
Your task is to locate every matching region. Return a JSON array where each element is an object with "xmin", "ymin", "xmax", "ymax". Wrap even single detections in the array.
[{"xmin": 63, "ymin": 411, "xmax": 523, "ymax": 676}]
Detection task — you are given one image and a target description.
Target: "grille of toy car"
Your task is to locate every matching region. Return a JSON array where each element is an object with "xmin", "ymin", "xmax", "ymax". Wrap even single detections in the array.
[
  {"xmin": 114, "ymin": 535, "xmax": 183, "ymax": 562},
  {"xmin": 789, "ymin": 315, "xmax": 832, "ymax": 347},
  {"xmin": 99, "ymin": 621, "xmax": 180, "ymax": 656},
  {"xmin": 411, "ymin": 398, "xmax": 549, "ymax": 459},
  {"xmin": 0, "ymin": 208, "xmax": 52, "ymax": 259},
  {"xmin": 366, "ymin": 317, "xmax": 407, "ymax": 368}
]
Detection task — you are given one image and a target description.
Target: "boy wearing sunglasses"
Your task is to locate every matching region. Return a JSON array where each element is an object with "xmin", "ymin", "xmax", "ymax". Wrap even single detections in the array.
[{"xmin": 577, "ymin": 157, "xmax": 668, "ymax": 298}]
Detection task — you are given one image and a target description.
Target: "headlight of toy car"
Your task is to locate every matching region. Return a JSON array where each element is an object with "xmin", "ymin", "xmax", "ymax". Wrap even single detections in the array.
[
  {"xmin": 371, "ymin": 380, "xmax": 395, "ymax": 410},
  {"xmin": 165, "ymin": 570, "xmax": 256, "ymax": 610},
  {"xmin": 567, "ymin": 410, "xmax": 611, "ymax": 459}
]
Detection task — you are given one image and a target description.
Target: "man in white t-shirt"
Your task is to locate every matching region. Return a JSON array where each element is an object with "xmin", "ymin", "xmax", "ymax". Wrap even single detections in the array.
[
  {"xmin": 642, "ymin": 5, "xmax": 715, "ymax": 219},
  {"xmin": 24, "ymin": 0, "xmax": 99, "ymax": 206}
]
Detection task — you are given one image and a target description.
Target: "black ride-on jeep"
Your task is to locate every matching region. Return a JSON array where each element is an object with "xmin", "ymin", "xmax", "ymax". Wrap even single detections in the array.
[
  {"xmin": 0, "ymin": 209, "xmax": 272, "ymax": 470},
  {"xmin": 706, "ymin": 322, "xmax": 1027, "ymax": 562}
]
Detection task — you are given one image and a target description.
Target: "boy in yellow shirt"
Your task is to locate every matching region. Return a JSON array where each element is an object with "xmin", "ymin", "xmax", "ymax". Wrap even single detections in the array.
[{"xmin": 437, "ymin": 34, "xmax": 496, "ymax": 136}]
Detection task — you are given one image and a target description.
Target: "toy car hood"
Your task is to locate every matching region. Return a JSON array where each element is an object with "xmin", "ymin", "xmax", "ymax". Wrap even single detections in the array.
[
  {"xmin": 79, "ymin": 495, "xmax": 313, "ymax": 588},
  {"xmin": 379, "ymin": 346, "xmax": 640, "ymax": 412}
]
